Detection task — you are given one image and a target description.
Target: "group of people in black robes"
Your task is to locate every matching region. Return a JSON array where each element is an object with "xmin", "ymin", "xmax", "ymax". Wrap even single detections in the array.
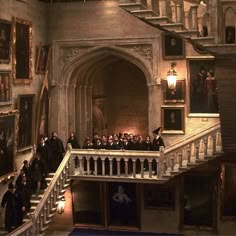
[{"xmin": 81, "ymin": 127, "xmax": 165, "ymax": 152}]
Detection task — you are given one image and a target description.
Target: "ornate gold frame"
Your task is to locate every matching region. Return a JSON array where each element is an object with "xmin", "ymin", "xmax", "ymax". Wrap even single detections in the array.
[
  {"xmin": 12, "ymin": 17, "xmax": 32, "ymax": 84},
  {"xmin": 0, "ymin": 110, "xmax": 19, "ymax": 181}
]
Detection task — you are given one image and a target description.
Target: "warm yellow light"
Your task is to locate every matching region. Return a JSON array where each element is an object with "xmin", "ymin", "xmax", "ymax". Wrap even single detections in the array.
[
  {"xmin": 57, "ymin": 197, "xmax": 65, "ymax": 215},
  {"xmin": 167, "ymin": 62, "xmax": 177, "ymax": 90}
]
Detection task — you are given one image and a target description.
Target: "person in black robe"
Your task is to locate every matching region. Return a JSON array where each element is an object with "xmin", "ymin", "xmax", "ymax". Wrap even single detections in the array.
[
  {"xmin": 152, "ymin": 127, "xmax": 165, "ymax": 151},
  {"xmin": 50, "ymin": 131, "xmax": 65, "ymax": 172},
  {"xmin": 1, "ymin": 182, "xmax": 17, "ymax": 232},
  {"xmin": 66, "ymin": 132, "xmax": 80, "ymax": 149}
]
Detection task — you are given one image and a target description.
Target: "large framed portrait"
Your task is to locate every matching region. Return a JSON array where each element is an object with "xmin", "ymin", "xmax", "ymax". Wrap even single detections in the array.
[
  {"xmin": 162, "ymin": 79, "xmax": 185, "ymax": 103},
  {"xmin": 161, "ymin": 105, "xmax": 185, "ymax": 134},
  {"xmin": 36, "ymin": 80, "xmax": 49, "ymax": 143},
  {"xmin": 189, "ymin": 59, "xmax": 218, "ymax": 114},
  {"xmin": 144, "ymin": 183, "xmax": 175, "ymax": 209},
  {"xmin": 162, "ymin": 33, "xmax": 185, "ymax": 59},
  {"xmin": 0, "ymin": 110, "xmax": 18, "ymax": 179},
  {"xmin": 35, "ymin": 44, "xmax": 51, "ymax": 74},
  {"xmin": 12, "ymin": 17, "xmax": 32, "ymax": 84},
  {"xmin": 18, "ymin": 94, "xmax": 35, "ymax": 150},
  {"xmin": 107, "ymin": 182, "xmax": 139, "ymax": 228},
  {"xmin": 0, "ymin": 19, "xmax": 12, "ymax": 64},
  {"xmin": 0, "ymin": 71, "xmax": 12, "ymax": 105}
]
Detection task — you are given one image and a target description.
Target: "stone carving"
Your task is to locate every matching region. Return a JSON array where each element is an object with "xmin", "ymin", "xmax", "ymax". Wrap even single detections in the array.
[
  {"xmin": 120, "ymin": 44, "xmax": 153, "ymax": 64},
  {"xmin": 63, "ymin": 46, "xmax": 91, "ymax": 63}
]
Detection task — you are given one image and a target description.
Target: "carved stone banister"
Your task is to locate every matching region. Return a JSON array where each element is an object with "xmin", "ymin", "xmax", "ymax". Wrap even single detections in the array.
[{"xmin": 164, "ymin": 123, "xmax": 221, "ymax": 154}]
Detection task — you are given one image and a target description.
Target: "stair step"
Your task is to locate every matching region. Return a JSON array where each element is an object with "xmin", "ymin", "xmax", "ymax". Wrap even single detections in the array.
[
  {"xmin": 30, "ymin": 199, "xmax": 40, "ymax": 205},
  {"xmin": 175, "ymin": 30, "xmax": 199, "ymax": 38},
  {"xmin": 119, "ymin": 3, "xmax": 145, "ymax": 11},
  {"xmin": 161, "ymin": 23, "xmax": 185, "ymax": 31},
  {"xmin": 131, "ymin": 9, "xmax": 156, "ymax": 18},
  {"xmin": 145, "ymin": 16, "xmax": 171, "ymax": 25},
  {"xmin": 191, "ymin": 36, "xmax": 215, "ymax": 44}
]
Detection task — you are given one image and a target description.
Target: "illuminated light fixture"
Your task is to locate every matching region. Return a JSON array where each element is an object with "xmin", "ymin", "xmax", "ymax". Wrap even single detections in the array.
[
  {"xmin": 167, "ymin": 62, "xmax": 177, "ymax": 90},
  {"xmin": 57, "ymin": 197, "xmax": 65, "ymax": 214}
]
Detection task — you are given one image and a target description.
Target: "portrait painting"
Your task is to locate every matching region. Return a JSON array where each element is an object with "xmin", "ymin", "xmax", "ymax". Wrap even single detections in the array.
[
  {"xmin": 18, "ymin": 94, "xmax": 35, "ymax": 150},
  {"xmin": 0, "ymin": 71, "xmax": 11, "ymax": 105},
  {"xmin": 163, "ymin": 33, "xmax": 185, "ymax": 59},
  {"xmin": 0, "ymin": 19, "xmax": 11, "ymax": 64},
  {"xmin": 71, "ymin": 181, "xmax": 103, "ymax": 225},
  {"xmin": 162, "ymin": 106, "xmax": 185, "ymax": 134},
  {"xmin": 162, "ymin": 79, "xmax": 185, "ymax": 103},
  {"xmin": 144, "ymin": 183, "xmax": 175, "ymax": 209},
  {"xmin": 0, "ymin": 111, "xmax": 18, "ymax": 178},
  {"xmin": 35, "ymin": 44, "xmax": 51, "ymax": 74},
  {"xmin": 12, "ymin": 17, "xmax": 32, "ymax": 84},
  {"xmin": 189, "ymin": 59, "xmax": 218, "ymax": 114},
  {"xmin": 108, "ymin": 182, "xmax": 138, "ymax": 228},
  {"xmin": 36, "ymin": 86, "xmax": 49, "ymax": 144}
]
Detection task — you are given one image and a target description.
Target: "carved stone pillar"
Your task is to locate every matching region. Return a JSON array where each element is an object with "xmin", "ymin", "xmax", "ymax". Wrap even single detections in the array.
[
  {"xmin": 190, "ymin": 5, "xmax": 198, "ymax": 30},
  {"xmin": 148, "ymin": 84, "xmax": 162, "ymax": 135},
  {"xmin": 176, "ymin": 4, "xmax": 182, "ymax": 23},
  {"xmin": 184, "ymin": 11, "xmax": 190, "ymax": 29},
  {"xmin": 170, "ymin": 2, "xmax": 176, "ymax": 22},
  {"xmin": 159, "ymin": 0, "xmax": 167, "ymax": 17}
]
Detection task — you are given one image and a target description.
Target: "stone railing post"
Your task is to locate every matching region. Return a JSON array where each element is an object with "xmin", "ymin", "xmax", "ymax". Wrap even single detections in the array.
[
  {"xmin": 190, "ymin": 143, "xmax": 196, "ymax": 163},
  {"xmin": 199, "ymin": 139, "xmax": 205, "ymax": 160},
  {"xmin": 101, "ymin": 157, "xmax": 105, "ymax": 176},
  {"xmin": 159, "ymin": 0, "xmax": 167, "ymax": 17},
  {"xmin": 216, "ymin": 131, "xmax": 222, "ymax": 152},
  {"xmin": 109, "ymin": 157, "xmax": 113, "ymax": 176},
  {"xmin": 117, "ymin": 159, "xmax": 121, "ymax": 177},
  {"xmin": 207, "ymin": 135, "xmax": 213, "ymax": 156},
  {"xmin": 132, "ymin": 159, "xmax": 136, "ymax": 178},
  {"xmin": 158, "ymin": 146, "xmax": 165, "ymax": 178},
  {"xmin": 125, "ymin": 159, "xmax": 128, "ymax": 177},
  {"xmin": 190, "ymin": 5, "xmax": 198, "ymax": 31},
  {"xmin": 148, "ymin": 159, "xmax": 153, "ymax": 178},
  {"xmin": 94, "ymin": 157, "xmax": 98, "ymax": 176},
  {"xmin": 140, "ymin": 159, "xmax": 144, "ymax": 178}
]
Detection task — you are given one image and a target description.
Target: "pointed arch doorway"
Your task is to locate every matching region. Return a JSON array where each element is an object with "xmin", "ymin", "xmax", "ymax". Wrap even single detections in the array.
[{"xmin": 53, "ymin": 46, "xmax": 153, "ymax": 144}]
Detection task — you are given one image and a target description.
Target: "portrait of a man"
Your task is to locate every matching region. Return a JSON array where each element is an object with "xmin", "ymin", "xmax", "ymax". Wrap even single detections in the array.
[
  {"xmin": 0, "ymin": 19, "xmax": 11, "ymax": 63},
  {"xmin": 163, "ymin": 33, "xmax": 185, "ymax": 59},
  {"xmin": 162, "ymin": 106, "xmax": 184, "ymax": 133},
  {"xmin": 12, "ymin": 17, "xmax": 32, "ymax": 84}
]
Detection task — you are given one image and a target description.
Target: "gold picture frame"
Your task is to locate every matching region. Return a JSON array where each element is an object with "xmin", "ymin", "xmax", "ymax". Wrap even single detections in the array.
[
  {"xmin": 0, "ymin": 70, "xmax": 12, "ymax": 105},
  {"xmin": 35, "ymin": 44, "xmax": 51, "ymax": 74},
  {"xmin": 0, "ymin": 19, "xmax": 12, "ymax": 64},
  {"xmin": 0, "ymin": 110, "xmax": 18, "ymax": 180},
  {"xmin": 162, "ymin": 79, "xmax": 185, "ymax": 103},
  {"xmin": 12, "ymin": 17, "xmax": 32, "ymax": 85},
  {"xmin": 161, "ymin": 105, "xmax": 185, "ymax": 134}
]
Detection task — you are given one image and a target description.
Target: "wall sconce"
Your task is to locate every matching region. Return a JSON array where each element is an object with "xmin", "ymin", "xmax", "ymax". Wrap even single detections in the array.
[
  {"xmin": 57, "ymin": 197, "xmax": 65, "ymax": 214},
  {"xmin": 167, "ymin": 62, "xmax": 177, "ymax": 90}
]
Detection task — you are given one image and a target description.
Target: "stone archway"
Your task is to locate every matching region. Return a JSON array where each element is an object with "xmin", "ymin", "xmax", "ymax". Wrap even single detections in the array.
[{"xmin": 50, "ymin": 39, "xmax": 161, "ymax": 144}]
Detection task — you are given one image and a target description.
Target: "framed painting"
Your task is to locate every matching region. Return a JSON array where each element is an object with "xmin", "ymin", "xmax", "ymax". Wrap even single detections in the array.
[
  {"xmin": 12, "ymin": 17, "xmax": 32, "ymax": 84},
  {"xmin": 225, "ymin": 26, "xmax": 235, "ymax": 44},
  {"xmin": 144, "ymin": 183, "xmax": 175, "ymax": 209},
  {"xmin": 0, "ymin": 19, "xmax": 12, "ymax": 64},
  {"xmin": 17, "ymin": 94, "xmax": 35, "ymax": 150},
  {"xmin": 188, "ymin": 59, "xmax": 218, "ymax": 114},
  {"xmin": 36, "ymin": 78, "xmax": 49, "ymax": 144},
  {"xmin": 0, "ymin": 71, "xmax": 12, "ymax": 105},
  {"xmin": 162, "ymin": 79, "xmax": 185, "ymax": 103},
  {"xmin": 35, "ymin": 44, "xmax": 51, "ymax": 74},
  {"xmin": 107, "ymin": 182, "xmax": 139, "ymax": 228},
  {"xmin": 162, "ymin": 33, "xmax": 185, "ymax": 59},
  {"xmin": 0, "ymin": 110, "xmax": 18, "ymax": 179},
  {"xmin": 161, "ymin": 105, "xmax": 185, "ymax": 134}
]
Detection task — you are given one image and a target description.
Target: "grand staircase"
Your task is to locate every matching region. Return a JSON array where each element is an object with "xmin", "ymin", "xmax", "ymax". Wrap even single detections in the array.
[
  {"xmin": 6, "ymin": 123, "xmax": 223, "ymax": 236},
  {"xmin": 119, "ymin": 0, "xmax": 236, "ymax": 55}
]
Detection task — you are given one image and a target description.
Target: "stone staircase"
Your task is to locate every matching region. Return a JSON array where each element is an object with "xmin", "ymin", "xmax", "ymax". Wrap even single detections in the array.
[
  {"xmin": 6, "ymin": 124, "xmax": 223, "ymax": 235},
  {"xmin": 119, "ymin": 0, "xmax": 236, "ymax": 55}
]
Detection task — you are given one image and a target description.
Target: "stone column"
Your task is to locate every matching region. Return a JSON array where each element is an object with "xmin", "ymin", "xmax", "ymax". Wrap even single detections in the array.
[
  {"xmin": 184, "ymin": 11, "xmax": 190, "ymax": 29},
  {"xmin": 176, "ymin": 4, "xmax": 182, "ymax": 23},
  {"xmin": 159, "ymin": 0, "xmax": 167, "ymax": 17},
  {"xmin": 190, "ymin": 5, "xmax": 198, "ymax": 30},
  {"xmin": 148, "ymin": 84, "xmax": 162, "ymax": 135},
  {"xmin": 170, "ymin": 2, "xmax": 176, "ymax": 23}
]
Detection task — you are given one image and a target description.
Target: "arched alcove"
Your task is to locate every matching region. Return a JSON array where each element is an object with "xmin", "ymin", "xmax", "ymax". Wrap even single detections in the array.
[{"xmin": 53, "ymin": 45, "xmax": 154, "ymax": 143}]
